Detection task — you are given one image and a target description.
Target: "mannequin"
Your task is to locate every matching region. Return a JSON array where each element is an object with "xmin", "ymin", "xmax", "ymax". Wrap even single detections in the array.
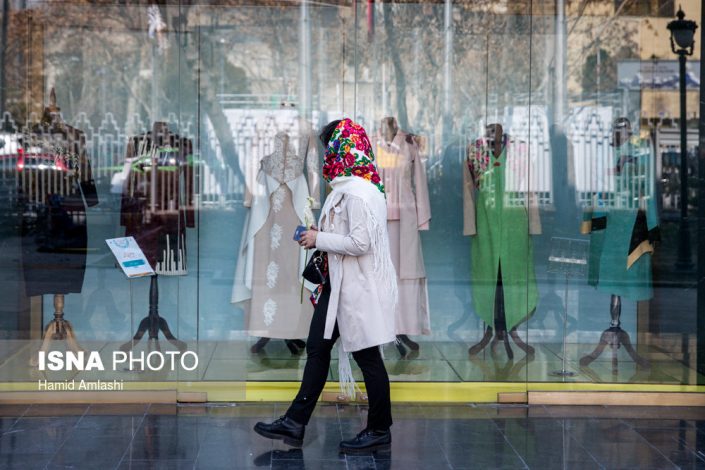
[
  {"xmin": 250, "ymin": 118, "xmax": 320, "ymax": 355},
  {"xmin": 20, "ymin": 90, "xmax": 99, "ymax": 360},
  {"xmin": 232, "ymin": 130, "xmax": 317, "ymax": 355},
  {"xmin": 579, "ymin": 117, "xmax": 656, "ymax": 370},
  {"xmin": 119, "ymin": 122, "xmax": 194, "ymax": 352},
  {"xmin": 381, "ymin": 116, "xmax": 398, "ymax": 143},
  {"xmin": 375, "ymin": 116, "xmax": 432, "ymax": 358},
  {"xmin": 463, "ymin": 123, "xmax": 537, "ymax": 359}
]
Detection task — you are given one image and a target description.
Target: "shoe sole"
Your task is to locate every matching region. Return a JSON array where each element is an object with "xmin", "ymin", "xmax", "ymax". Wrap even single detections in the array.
[
  {"xmin": 338, "ymin": 442, "xmax": 391, "ymax": 455},
  {"xmin": 254, "ymin": 426, "xmax": 303, "ymax": 448}
]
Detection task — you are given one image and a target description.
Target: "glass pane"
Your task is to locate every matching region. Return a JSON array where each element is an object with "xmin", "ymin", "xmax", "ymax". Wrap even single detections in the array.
[
  {"xmin": 528, "ymin": 0, "xmax": 701, "ymax": 385},
  {"xmin": 194, "ymin": 3, "xmax": 349, "ymax": 390},
  {"xmin": 0, "ymin": 3, "xmax": 200, "ymax": 390}
]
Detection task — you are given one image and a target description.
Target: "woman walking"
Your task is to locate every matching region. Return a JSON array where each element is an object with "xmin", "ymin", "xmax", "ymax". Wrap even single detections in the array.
[{"xmin": 254, "ymin": 118, "xmax": 397, "ymax": 453}]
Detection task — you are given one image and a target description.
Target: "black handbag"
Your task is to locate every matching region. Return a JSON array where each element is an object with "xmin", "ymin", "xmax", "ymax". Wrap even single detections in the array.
[{"xmin": 302, "ymin": 250, "xmax": 328, "ymax": 285}]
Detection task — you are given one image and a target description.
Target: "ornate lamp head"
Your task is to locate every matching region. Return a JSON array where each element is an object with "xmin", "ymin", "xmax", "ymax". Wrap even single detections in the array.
[{"xmin": 667, "ymin": 6, "xmax": 698, "ymax": 56}]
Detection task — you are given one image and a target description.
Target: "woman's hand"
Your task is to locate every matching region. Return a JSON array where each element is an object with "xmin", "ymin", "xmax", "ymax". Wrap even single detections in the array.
[{"xmin": 299, "ymin": 226, "xmax": 318, "ymax": 249}]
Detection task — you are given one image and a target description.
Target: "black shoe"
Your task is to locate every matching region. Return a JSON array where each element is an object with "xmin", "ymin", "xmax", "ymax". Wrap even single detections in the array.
[
  {"xmin": 253, "ymin": 416, "xmax": 305, "ymax": 447},
  {"xmin": 339, "ymin": 428, "xmax": 391, "ymax": 454}
]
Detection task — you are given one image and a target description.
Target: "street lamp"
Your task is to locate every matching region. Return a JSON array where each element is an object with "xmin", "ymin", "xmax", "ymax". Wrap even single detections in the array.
[{"xmin": 667, "ymin": 6, "xmax": 697, "ymax": 271}]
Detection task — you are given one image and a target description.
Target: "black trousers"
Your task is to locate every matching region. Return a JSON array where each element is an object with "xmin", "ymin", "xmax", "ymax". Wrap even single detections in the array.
[{"xmin": 286, "ymin": 284, "xmax": 393, "ymax": 431}]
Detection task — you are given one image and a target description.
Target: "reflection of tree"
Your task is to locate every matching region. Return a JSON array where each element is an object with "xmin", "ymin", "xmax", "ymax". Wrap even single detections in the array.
[
  {"xmin": 565, "ymin": 7, "xmax": 640, "ymax": 99},
  {"xmin": 359, "ymin": 3, "xmax": 539, "ymax": 138},
  {"xmin": 382, "ymin": 2, "xmax": 409, "ymax": 130},
  {"xmin": 0, "ymin": 3, "xmax": 257, "ymax": 184},
  {"xmin": 582, "ymin": 49, "xmax": 615, "ymax": 94}
]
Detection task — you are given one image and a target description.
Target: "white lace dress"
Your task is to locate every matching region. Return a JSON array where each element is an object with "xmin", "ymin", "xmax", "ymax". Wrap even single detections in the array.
[{"xmin": 232, "ymin": 133, "xmax": 316, "ymax": 339}]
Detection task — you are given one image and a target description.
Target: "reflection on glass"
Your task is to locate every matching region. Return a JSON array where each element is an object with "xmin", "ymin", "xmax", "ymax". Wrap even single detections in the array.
[
  {"xmin": 373, "ymin": 116, "xmax": 431, "ymax": 357},
  {"xmin": 0, "ymin": 1, "xmax": 699, "ymax": 394},
  {"xmin": 464, "ymin": 123, "xmax": 538, "ymax": 360}
]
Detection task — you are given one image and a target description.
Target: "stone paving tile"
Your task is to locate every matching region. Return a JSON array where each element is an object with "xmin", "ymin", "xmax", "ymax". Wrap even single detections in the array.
[{"xmin": 0, "ymin": 404, "xmax": 698, "ymax": 469}]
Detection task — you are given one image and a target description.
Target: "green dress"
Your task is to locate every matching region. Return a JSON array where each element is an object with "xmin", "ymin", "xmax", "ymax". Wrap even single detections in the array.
[
  {"xmin": 581, "ymin": 137, "xmax": 658, "ymax": 301},
  {"xmin": 464, "ymin": 140, "xmax": 538, "ymax": 330}
]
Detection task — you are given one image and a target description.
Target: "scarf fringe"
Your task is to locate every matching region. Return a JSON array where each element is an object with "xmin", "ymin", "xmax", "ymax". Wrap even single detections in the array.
[
  {"xmin": 357, "ymin": 198, "xmax": 398, "ymax": 312},
  {"xmin": 338, "ymin": 343, "xmax": 359, "ymax": 399}
]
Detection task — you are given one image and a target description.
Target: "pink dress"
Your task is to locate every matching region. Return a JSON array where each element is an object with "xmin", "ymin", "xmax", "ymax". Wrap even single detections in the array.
[{"xmin": 375, "ymin": 130, "xmax": 431, "ymax": 336}]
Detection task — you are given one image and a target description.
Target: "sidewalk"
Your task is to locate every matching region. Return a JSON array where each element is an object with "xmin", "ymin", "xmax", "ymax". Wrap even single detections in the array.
[{"xmin": 0, "ymin": 402, "xmax": 702, "ymax": 469}]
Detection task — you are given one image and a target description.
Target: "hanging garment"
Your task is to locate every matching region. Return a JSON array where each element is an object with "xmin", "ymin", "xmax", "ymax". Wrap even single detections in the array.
[
  {"xmin": 231, "ymin": 132, "xmax": 316, "ymax": 339},
  {"xmin": 463, "ymin": 136, "xmax": 541, "ymax": 331},
  {"xmin": 19, "ymin": 117, "xmax": 99, "ymax": 296},
  {"xmin": 120, "ymin": 122, "xmax": 195, "ymax": 275},
  {"xmin": 375, "ymin": 130, "xmax": 431, "ymax": 336},
  {"xmin": 581, "ymin": 137, "xmax": 659, "ymax": 301}
]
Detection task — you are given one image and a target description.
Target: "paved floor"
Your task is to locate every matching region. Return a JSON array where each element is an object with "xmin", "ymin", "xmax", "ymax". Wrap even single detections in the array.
[{"xmin": 0, "ymin": 403, "xmax": 703, "ymax": 469}]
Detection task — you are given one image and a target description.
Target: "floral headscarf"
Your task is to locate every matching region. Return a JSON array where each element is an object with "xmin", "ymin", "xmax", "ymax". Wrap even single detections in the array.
[{"xmin": 322, "ymin": 118, "xmax": 385, "ymax": 194}]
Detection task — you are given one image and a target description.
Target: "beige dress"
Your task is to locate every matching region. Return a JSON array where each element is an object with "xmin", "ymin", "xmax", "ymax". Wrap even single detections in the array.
[
  {"xmin": 375, "ymin": 130, "xmax": 431, "ymax": 336},
  {"xmin": 247, "ymin": 183, "xmax": 312, "ymax": 338},
  {"xmin": 232, "ymin": 133, "xmax": 316, "ymax": 339}
]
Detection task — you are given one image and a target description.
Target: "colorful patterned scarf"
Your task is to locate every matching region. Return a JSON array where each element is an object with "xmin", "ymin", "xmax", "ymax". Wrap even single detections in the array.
[{"xmin": 322, "ymin": 118, "xmax": 385, "ymax": 194}]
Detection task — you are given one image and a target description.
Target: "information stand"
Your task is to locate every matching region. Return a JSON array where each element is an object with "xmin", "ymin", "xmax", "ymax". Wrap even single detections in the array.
[{"xmin": 547, "ymin": 237, "xmax": 589, "ymax": 377}]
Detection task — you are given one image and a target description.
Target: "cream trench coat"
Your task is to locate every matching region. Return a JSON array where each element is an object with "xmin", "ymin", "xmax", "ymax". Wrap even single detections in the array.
[{"xmin": 314, "ymin": 191, "xmax": 397, "ymax": 353}]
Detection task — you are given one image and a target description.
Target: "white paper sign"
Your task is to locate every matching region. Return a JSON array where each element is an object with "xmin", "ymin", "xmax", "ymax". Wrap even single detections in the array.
[{"xmin": 105, "ymin": 237, "xmax": 155, "ymax": 278}]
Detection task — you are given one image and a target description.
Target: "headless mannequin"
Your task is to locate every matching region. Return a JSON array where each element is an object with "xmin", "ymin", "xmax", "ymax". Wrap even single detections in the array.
[
  {"xmin": 31, "ymin": 91, "xmax": 86, "ymax": 365},
  {"xmin": 467, "ymin": 124, "xmax": 535, "ymax": 360},
  {"xmin": 120, "ymin": 122, "xmax": 187, "ymax": 353},
  {"xmin": 381, "ymin": 116, "xmax": 398, "ymax": 143},
  {"xmin": 251, "ymin": 132, "xmax": 306, "ymax": 356},
  {"xmin": 379, "ymin": 116, "xmax": 422, "ymax": 358},
  {"xmin": 579, "ymin": 118, "xmax": 650, "ymax": 371}
]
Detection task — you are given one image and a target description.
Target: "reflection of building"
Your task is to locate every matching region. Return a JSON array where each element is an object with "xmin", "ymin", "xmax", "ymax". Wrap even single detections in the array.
[{"xmin": 566, "ymin": 0, "xmax": 701, "ymax": 122}]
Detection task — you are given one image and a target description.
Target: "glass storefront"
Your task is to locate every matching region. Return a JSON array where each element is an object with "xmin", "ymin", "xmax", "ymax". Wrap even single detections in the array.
[{"xmin": 0, "ymin": 0, "xmax": 702, "ymax": 402}]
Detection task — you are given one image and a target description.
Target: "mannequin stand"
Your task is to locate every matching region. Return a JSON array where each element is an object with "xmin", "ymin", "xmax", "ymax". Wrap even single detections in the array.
[
  {"xmin": 468, "ymin": 271, "xmax": 534, "ymax": 359},
  {"xmin": 468, "ymin": 325, "xmax": 534, "ymax": 360},
  {"xmin": 32, "ymin": 294, "xmax": 83, "ymax": 365},
  {"xmin": 579, "ymin": 326, "xmax": 649, "ymax": 372},
  {"xmin": 251, "ymin": 337, "xmax": 306, "ymax": 355},
  {"xmin": 120, "ymin": 275, "xmax": 186, "ymax": 352},
  {"xmin": 579, "ymin": 295, "xmax": 650, "ymax": 373}
]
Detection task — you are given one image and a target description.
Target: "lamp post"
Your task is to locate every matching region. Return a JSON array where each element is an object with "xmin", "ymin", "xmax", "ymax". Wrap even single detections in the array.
[{"xmin": 667, "ymin": 6, "xmax": 697, "ymax": 271}]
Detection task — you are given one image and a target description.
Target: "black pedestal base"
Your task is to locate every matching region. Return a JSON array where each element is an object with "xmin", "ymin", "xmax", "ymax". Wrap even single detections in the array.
[
  {"xmin": 468, "ymin": 326, "xmax": 535, "ymax": 360},
  {"xmin": 579, "ymin": 326, "xmax": 650, "ymax": 373}
]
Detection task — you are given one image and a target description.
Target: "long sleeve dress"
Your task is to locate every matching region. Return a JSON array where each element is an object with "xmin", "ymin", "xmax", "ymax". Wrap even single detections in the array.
[
  {"xmin": 374, "ymin": 130, "xmax": 431, "ymax": 336},
  {"xmin": 231, "ymin": 132, "xmax": 318, "ymax": 339},
  {"xmin": 120, "ymin": 122, "xmax": 195, "ymax": 275},
  {"xmin": 463, "ymin": 136, "xmax": 541, "ymax": 331},
  {"xmin": 581, "ymin": 137, "xmax": 658, "ymax": 300},
  {"xmin": 19, "ymin": 118, "xmax": 99, "ymax": 296}
]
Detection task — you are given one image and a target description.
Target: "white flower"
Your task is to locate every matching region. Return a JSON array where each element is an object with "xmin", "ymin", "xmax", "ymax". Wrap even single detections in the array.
[
  {"xmin": 266, "ymin": 261, "xmax": 279, "ymax": 289},
  {"xmin": 270, "ymin": 223, "xmax": 282, "ymax": 250},
  {"xmin": 304, "ymin": 196, "xmax": 315, "ymax": 228},
  {"xmin": 263, "ymin": 299, "xmax": 277, "ymax": 326}
]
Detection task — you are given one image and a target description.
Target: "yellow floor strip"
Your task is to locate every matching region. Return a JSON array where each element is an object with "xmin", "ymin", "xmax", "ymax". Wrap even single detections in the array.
[{"xmin": 1, "ymin": 381, "xmax": 705, "ymax": 404}]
